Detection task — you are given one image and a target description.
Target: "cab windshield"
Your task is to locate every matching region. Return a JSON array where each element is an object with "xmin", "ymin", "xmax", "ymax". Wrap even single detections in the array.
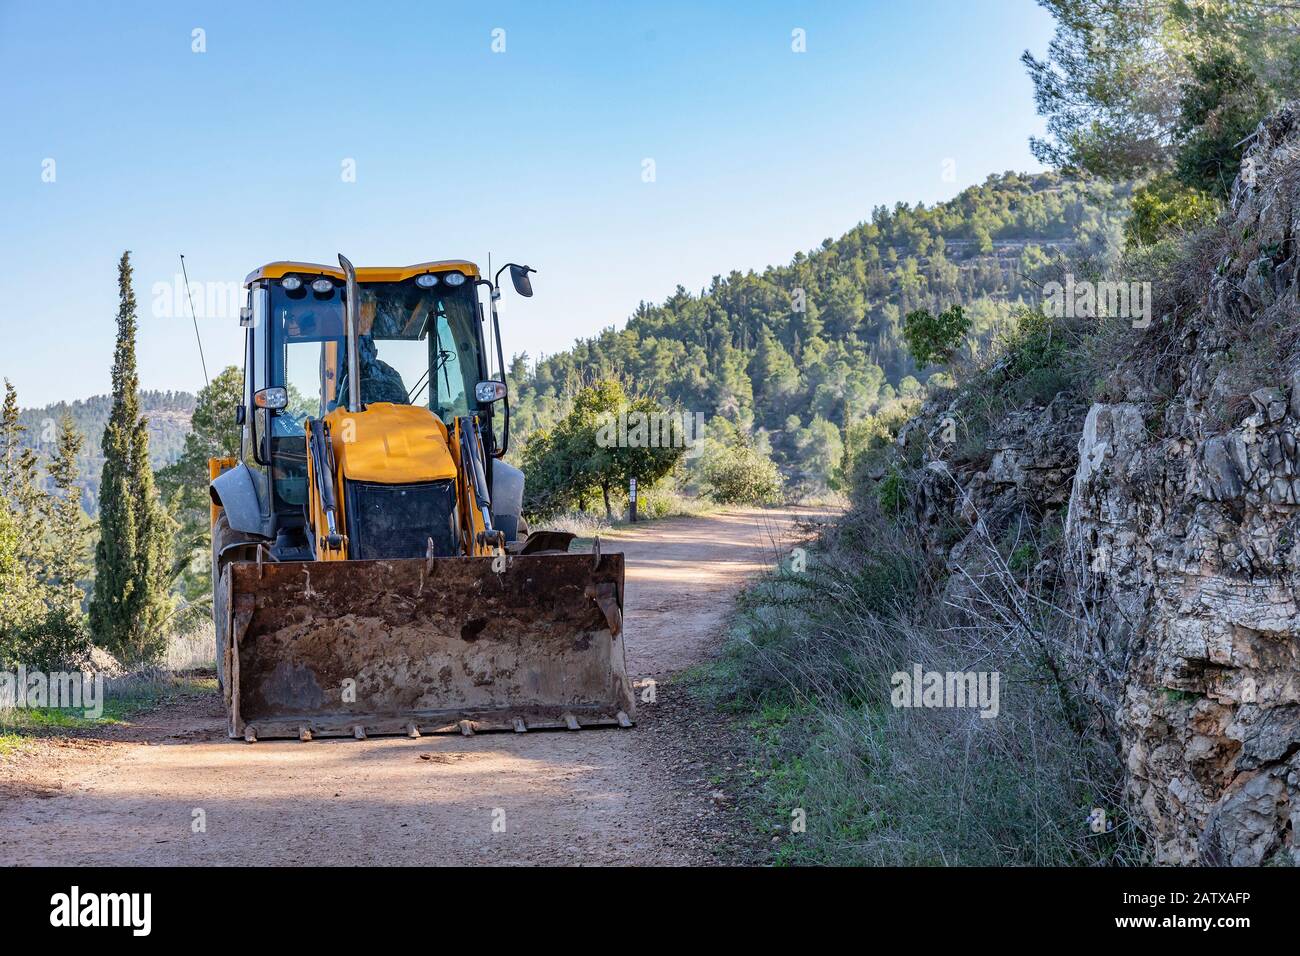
[
  {"xmin": 270, "ymin": 276, "xmax": 482, "ymax": 424},
  {"xmin": 264, "ymin": 275, "xmax": 483, "ymax": 510}
]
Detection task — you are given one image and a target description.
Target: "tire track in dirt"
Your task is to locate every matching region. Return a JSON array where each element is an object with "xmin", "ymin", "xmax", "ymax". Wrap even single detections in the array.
[{"xmin": 0, "ymin": 507, "xmax": 828, "ymax": 866}]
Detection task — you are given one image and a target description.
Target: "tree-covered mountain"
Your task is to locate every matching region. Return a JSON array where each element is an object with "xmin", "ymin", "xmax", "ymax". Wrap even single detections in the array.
[
  {"xmin": 507, "ymin": 171, "xmax": 1132, "ymax": 495},
  {"xmin": 7, "ymin": 173, "xmax": 1131, "ymax": 511},
  {"xmin": 14, "ymin": 390, "xmax": 194, "ymax": 514}
]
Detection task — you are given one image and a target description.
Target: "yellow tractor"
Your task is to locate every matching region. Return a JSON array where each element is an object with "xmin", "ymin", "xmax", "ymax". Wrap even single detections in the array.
[{"xmin": 208, "ymin": 256, "xmax": 633, "ymax": 741}]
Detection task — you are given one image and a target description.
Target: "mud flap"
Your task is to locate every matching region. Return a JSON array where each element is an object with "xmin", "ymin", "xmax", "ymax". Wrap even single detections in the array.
[{"xmin": 221, "ymin": 552, "xmax": 634, "ymax": 740}]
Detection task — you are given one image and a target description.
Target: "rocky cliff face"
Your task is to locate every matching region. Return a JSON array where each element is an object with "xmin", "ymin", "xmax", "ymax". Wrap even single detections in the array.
[
  {"xmin": 1066, "ymin": 107, "xmax": 1300, "ymax": 865},
  {"xmin": 892, "ymin": 106, "xmax": 1300, "ymax": 864}
]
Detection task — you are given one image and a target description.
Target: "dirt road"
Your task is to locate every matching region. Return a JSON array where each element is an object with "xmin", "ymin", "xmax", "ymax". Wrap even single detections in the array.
[{"xmin": 0, "ymin": 508, "xmax": 822, "ymax": 866}]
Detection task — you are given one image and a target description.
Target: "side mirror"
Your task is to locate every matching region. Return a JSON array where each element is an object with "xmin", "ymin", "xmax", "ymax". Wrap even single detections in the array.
[
  {"xmin": 509, "ymin": 264, "xmax": 534, "ymax": 298},
  {"xmin": 475, "ymin": 380, "xmax": 508, "ymax": 404},
  {"xmin": 235, "ymin": 404, "xmax": 247, "ymax": 426}
]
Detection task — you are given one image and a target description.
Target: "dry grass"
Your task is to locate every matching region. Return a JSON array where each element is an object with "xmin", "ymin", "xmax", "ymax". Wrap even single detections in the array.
[
  {"xmin": 694, "ymin": 492, "xmax": 1142, "ymax": 866},
  {"xmin": 164, "ymin": 622, "xmax": 214, "ymax": 673},
  {"xmin": 538, "ymin": 491, "xmax": 717, "ymax": 547}
]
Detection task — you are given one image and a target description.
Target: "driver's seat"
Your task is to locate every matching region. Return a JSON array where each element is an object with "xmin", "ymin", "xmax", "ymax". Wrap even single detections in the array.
[{"xmin": 335, "ymin": 358, "xmax": 411, "ymax": 407}]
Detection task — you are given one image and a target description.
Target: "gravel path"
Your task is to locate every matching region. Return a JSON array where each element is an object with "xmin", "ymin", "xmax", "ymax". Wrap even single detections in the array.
[{"xmin": 0, "ymin": 507, "xmax": 825, "ymax": 866}]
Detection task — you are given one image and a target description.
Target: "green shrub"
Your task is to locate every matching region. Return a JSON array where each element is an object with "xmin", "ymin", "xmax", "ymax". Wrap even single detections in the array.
[
  {"xmin": 876, "ymin": 467, "xmax": 908, "ymax": 515},
  {"xmin": 1125, "ymin": 174, "xmax": 1220, "ymax": 248},
  {"xmin": 522, "ymin": 379, "xmax": 685, "ymax": 520},
  {"xmin": 701, "ymin": 441, "xmax": 784, "ymax": 505},
  {"xmin": 903, "ymin": 304, "xmax": 971, "ymax": 368},
  {"xmin": 953, "ymin": 307, "xmax": 1086, "ymax": 427},
  {"xmin": 1174, "ymin": 51, "xmax": 1271, "ymax": 201},
  {"xmin": 842, "ymin": 400, "xmax": 917, "ymax": 494}
]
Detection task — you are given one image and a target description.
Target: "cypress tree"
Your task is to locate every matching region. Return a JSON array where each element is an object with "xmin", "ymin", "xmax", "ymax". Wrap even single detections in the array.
[{"xmin": 89, "ymin": 251, "xmax": 175, "ymax": 663}]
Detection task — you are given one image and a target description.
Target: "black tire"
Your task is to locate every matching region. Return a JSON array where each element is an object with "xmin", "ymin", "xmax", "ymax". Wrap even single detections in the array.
[
  {"xmin": 211, "ymin": 512, "xmax": 255, "ymax": 693},
  {"xmin": 211, "ymin": 513, "xmax": 233, "ymax": 692}
]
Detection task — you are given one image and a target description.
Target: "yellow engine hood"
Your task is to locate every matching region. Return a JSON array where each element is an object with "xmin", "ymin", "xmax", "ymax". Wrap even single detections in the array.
[{"xmin": 325, "ymin": 404, "xmax": 456, "ymax": 484}]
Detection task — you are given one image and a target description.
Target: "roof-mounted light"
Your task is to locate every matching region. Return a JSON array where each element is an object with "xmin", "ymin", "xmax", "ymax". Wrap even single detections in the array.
[
  {"xmin": 443, "ymin": 271, "xmax": 466, "ymax": 287},
  {"xmin": 281, "ymin": 276, "xmax": 303, "ymax": 291},
  {"xmin": 311, "ymin": 278, "xmax": 333, "ymax": 294},
  {"xmin": 415, "ymin": 273, "xmax": 439, "ymax": 289}
]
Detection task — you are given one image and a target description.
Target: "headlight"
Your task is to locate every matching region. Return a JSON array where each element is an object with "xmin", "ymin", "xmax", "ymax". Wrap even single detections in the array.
[
  {"xmin": 253, "ymin": 387, "xmax": 288, "ymax": 410},
  {"xmin": 443, "ymin": 271, "xmax": 466, "ymax": 287},
  {"xmin": 415, "ymin": 273, "xmax": 439, "ymax": 288},
  {"xmin": 311, "ymin": 278, "xmax": 333, "ymax": 294},
  {"xmin": 281, "ymin": 276, "xmax": 302, "ymax": 291},
  {"xmin": 475, "ymin": 380, "xmax": 508, "ymax": 403}
]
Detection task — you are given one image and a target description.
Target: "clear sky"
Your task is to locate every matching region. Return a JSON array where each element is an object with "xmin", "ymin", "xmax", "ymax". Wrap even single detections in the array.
[{"xmin": 0, "ymin": 0, "xmax": 1055, "ymax": 408}]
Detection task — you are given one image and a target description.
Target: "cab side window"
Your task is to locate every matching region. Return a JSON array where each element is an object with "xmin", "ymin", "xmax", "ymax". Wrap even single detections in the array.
[
  {"xmin": 250, "ymin": 287, "xmax": 271, "ymax": 464},
  {"xmin": 431, "ymin": 312, "xmax": 469, "ymax": 422}
]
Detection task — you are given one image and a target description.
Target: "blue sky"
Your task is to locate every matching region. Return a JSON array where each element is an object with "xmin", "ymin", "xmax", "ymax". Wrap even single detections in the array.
[{"xmin": 0, "ymin": 0, "xmax": 1055, "ymax": 407}]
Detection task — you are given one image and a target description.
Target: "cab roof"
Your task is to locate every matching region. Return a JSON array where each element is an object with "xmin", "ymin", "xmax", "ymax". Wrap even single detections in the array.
[{"xmin": 244, "ymin": 259, "xmax": 481, "ymax": 286}]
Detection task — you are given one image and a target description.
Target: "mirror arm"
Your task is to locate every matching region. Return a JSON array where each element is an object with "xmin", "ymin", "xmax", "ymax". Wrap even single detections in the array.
[
  {"xmin": 493, "ymin": 307, "xmax": 507, "ymax": 397},
  {"xmin": 495, "ymin": 395, "xmax": 510, "ymax": 459},
  {"xmin": 494, "ymin": 262, "xmax": 535, "ymax": 294}
]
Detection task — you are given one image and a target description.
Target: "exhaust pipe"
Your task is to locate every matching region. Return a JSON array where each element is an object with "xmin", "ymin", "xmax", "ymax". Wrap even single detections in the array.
[{"xmin": 338, "ymin": 254, "xmax": 362, "ymax": 412}]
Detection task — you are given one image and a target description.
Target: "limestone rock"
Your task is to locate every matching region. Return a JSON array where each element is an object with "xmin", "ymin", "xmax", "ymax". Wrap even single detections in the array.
[{"xmin": 1063, "ymin": 104, "xmax": 1300, "ymax": 865}]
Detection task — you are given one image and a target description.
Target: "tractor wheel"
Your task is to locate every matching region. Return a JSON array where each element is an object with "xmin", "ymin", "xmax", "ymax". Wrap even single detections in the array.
[{"xmin": 211, "ymin": 512, "xmax": 256, "ymax": 692}]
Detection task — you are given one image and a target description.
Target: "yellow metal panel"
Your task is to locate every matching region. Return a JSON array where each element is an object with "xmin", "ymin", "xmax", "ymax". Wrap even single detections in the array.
[
  {"xmin": 245, "ymin": 259, "xmax": 481, "ymax": 286},
  {"xmin": 326, "ymin": 404, "xmax": 456, "ymax": 484},
  {"xmin": 208, "ymin": 456, "xmax": 237, "ymax": 528},
  {"xmin": 450, "ymin": 417, "xmax": 494, "ymax": 556},
  {"xmin": 303, "ymin": 428, "xmax": 327, "ymax": 560}
]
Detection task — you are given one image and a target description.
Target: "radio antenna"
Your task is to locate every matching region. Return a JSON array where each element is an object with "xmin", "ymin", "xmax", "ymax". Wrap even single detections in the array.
[
  {"xmin": 487, "ymin": 251, "xmax": 497, "ymax": 378},
  {"xmin": 179, "ymin": 253, "xmax": 210, "ymax": 389}
]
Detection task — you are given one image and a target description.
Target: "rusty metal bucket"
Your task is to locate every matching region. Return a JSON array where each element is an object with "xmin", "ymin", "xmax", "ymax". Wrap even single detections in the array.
[{"xmin": 218, "ymin": 552, "xmax": 634, "ymax": 741}]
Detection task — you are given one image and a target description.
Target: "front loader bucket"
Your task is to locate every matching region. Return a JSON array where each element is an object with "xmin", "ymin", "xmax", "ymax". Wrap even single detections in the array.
[{"xmin": 219, "ymin": 552, "xmax": 633, "ymax": 740}]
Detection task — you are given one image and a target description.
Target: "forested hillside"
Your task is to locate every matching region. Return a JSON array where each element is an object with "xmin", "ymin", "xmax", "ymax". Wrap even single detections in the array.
[
  {"xmin": 507, "ymin": 171, "xmax": 1131, "ymax": 494},
  {"xmin": 16, "ymin": 390, "xmax": 194, "ymax": 513}
]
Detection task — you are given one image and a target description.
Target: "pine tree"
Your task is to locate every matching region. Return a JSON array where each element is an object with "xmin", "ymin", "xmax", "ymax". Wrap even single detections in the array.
[
  {"xmin": 89, "ymin": 251, "xmax": 176, "ymax": 664},
  {"xmin": 0, "ymin": 380, "xmax": 48, "ymax": 569},
  {"xmin": 752, "ymin": 330, "xmax": 801, "ymax": 428},
  {"xmin": 0, "ymin": 492, "xmax": 45, "ymax": 668},
  {"xmin": 0, "ymin": 387, "xmax": 87, "ymax": 667},
  {"xmin": 44, "ymin": 415, "xmax": 91, "ymax": 624},
  {"xmin": 156, "ymin": 365, "xmax": 242, "ymax": 600},
  {"xmin": 0, "ymin": 383, "xmax": 43, "ymax": 667}
]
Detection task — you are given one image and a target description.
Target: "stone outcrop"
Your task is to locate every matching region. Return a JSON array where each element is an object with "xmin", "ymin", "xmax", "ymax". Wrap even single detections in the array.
[
  {"xmin": 888, "ymin": 105, "xmax": 1300, "ymax": 864},
  {"xmin": 1065, "ymin": 106, "xmax": 1300, "ymax": 864}
]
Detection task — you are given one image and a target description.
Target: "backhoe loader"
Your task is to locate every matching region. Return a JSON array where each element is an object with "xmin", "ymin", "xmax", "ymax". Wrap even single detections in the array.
[{"xmin": 208, "ymin": 255, "xmax": 634, "ymax": 741}]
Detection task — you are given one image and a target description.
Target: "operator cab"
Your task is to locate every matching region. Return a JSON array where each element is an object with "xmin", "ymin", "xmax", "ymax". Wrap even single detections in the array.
[{"xmin": 240, "ymin": 260, "xmax": 496, "ymax": 558}]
